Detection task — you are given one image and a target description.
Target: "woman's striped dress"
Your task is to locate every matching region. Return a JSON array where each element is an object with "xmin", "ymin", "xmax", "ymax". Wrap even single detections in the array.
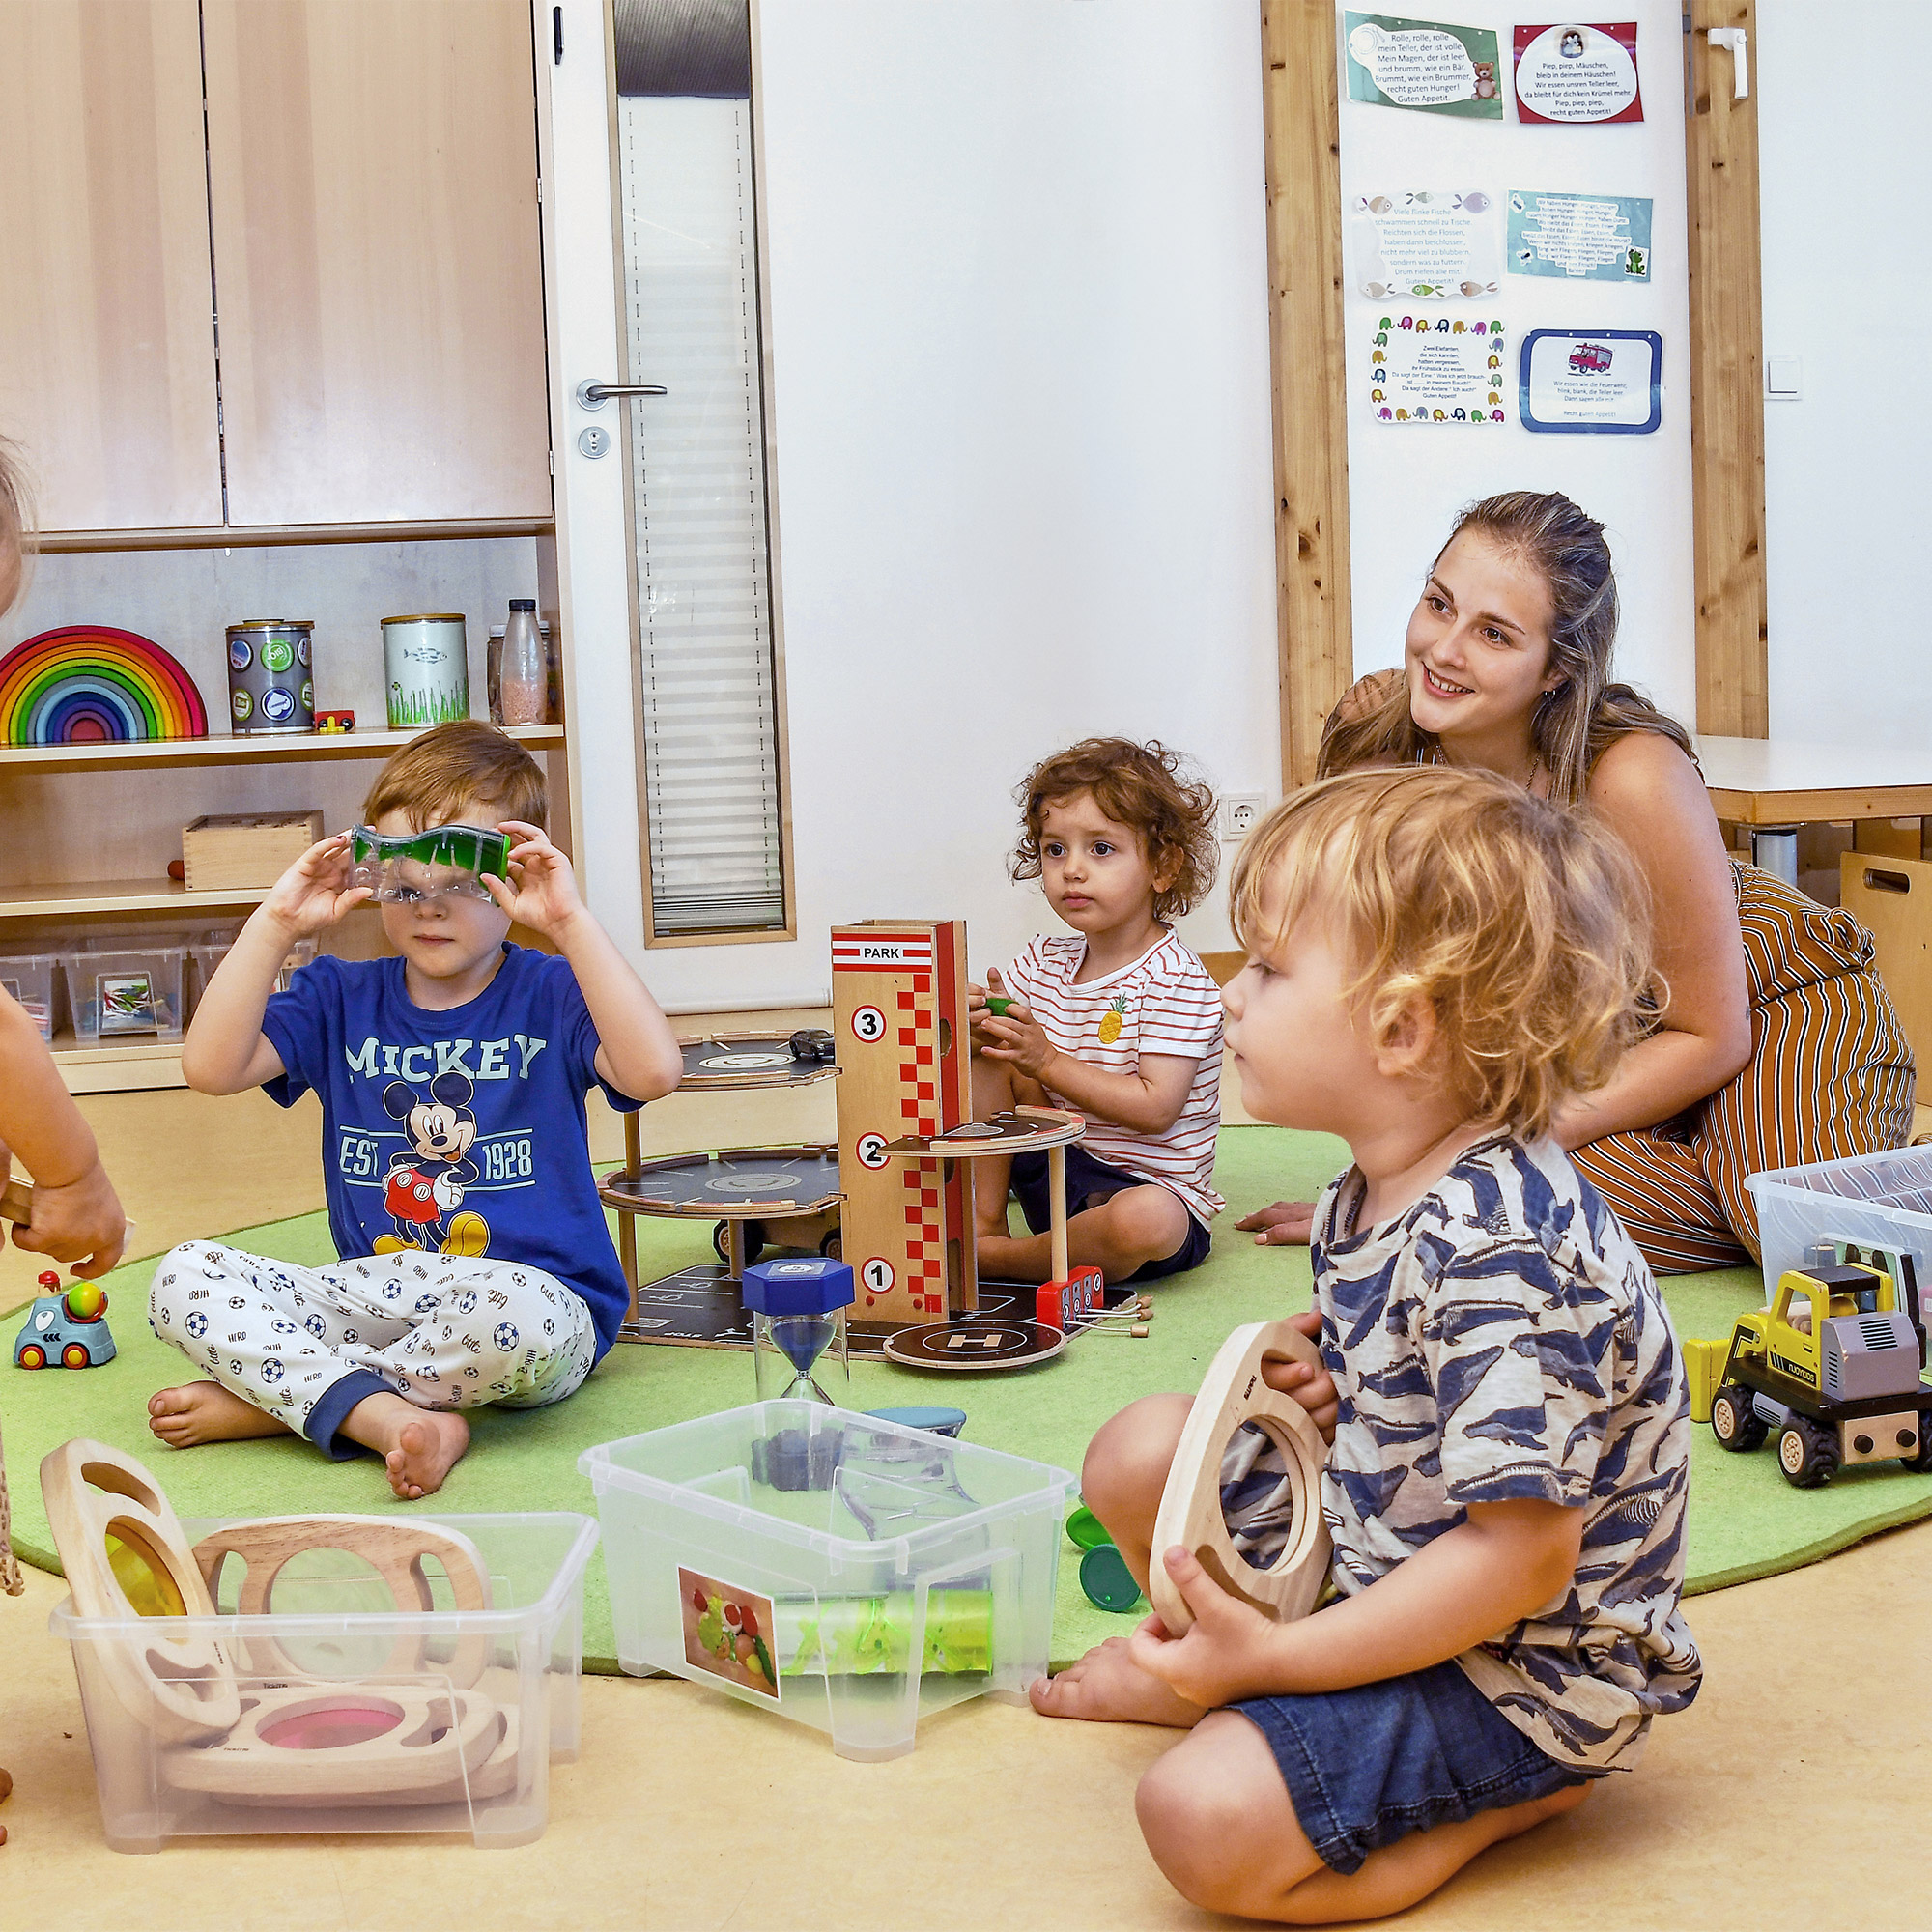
[{"xmin": 1573, "ymin": 863, "xmax": 1917, "ymax": 1273}]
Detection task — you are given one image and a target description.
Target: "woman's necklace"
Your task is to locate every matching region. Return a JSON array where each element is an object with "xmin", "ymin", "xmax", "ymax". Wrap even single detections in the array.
[{"xmin": 1426, "ymin": 743, "xmax": 1547, "ymax": 794}]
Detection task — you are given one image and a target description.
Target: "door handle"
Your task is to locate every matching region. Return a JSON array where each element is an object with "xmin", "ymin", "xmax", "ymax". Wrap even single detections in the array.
[{"xmin": 575, "ymin": 380, "xmax": 668, "ymax": 409}]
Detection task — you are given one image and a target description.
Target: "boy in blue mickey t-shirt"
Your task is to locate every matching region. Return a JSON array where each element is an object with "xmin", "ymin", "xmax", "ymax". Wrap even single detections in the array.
[{"xmin": 147, "ymin": 723, "xmax": 684, "ymax": 1500}]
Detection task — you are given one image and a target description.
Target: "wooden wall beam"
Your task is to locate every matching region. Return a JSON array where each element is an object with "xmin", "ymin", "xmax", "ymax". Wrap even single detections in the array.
[
  {"xmin": 1685, "ymin": 0, "xmax": 1768, "ymax": 737},
  {"xmin": 1260, "ymin": 0, "xmax": 1352, "ymax": 788}
]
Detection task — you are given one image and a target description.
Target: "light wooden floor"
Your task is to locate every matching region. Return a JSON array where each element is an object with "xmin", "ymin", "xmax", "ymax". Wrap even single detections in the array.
[{"xmin": 2, "ymin": 1016, "xmax": 1928, "ymax": 1927}]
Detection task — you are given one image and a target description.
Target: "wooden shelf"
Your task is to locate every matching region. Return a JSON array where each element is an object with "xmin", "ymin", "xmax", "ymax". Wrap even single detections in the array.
[
  {"xmin": 50, "ymin": 1035, "xmax": 187, "ymax": 1095},
  {"xmin": 0, "ymin": 722, "xmax": 564, "ymax": 779},
  {"xmin": 0, "ymin": 879, "xmax": 273, "ymax": 920}
]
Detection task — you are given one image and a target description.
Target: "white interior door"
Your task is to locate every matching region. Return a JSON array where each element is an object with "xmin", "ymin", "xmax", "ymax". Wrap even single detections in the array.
[{"xmin": 535, "ymin": 0, "xmax": 789, "ymax": 987}]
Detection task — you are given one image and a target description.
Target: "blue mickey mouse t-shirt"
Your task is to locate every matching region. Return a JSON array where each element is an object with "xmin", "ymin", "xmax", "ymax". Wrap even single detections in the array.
[{"xmin": 261, "ymin": 945, "xmax": 641, "ymax": 1356}]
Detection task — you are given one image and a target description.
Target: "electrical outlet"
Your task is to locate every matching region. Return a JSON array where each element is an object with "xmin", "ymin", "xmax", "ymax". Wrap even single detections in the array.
[{"xmin": 1221, "ymin": 793, "xmax": 1265, "ymax": 841}]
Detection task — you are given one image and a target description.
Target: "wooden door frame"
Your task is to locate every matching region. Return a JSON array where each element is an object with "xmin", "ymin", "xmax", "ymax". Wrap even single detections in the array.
[{"xmin": 1260, "ymin": 1, "xmax": 1770, "ymax": 782}]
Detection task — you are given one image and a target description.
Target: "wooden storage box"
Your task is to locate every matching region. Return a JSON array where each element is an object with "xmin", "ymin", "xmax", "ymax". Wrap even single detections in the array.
[
  {"xmin": 181, "ymin": 810, "xmax": 325, "ymax": 891},
  {"xmin": 1841, "ymin": 852, "xmax": 1932, "ymax": 1076}
]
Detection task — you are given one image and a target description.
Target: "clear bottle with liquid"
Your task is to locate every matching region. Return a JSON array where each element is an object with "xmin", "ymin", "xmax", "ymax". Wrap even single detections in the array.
[{"xmin": 489, "ymin": 598, "xmax": 549, "ymax": 725}]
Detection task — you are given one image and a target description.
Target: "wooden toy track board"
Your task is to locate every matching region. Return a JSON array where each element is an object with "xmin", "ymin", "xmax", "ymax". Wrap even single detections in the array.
[
  {"xmin": 878, "ymin": 1106, "xmax": 1083, "ymax": 1158},
  {"xmin": 675, "ymin": 1033, "xmax": 840, "ymax": 1090},
  {"xmin": 599, "ymin": 1144, "xmax": 841, "ymax": 1220},
  {"xmin": 619, "ymin": 1268, "xmax": 1138, "ymax": 1355}
]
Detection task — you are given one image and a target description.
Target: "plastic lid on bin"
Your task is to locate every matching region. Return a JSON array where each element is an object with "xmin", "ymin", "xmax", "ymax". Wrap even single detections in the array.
[{"xmin": 743, "ymin": 1256, "xmax": 855, "ymax": 1316}]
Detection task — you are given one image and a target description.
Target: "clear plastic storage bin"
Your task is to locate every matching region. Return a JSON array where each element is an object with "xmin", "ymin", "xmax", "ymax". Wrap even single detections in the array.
[
  {"xmin": 188, "ymin": 927, "xmax": 315, "ymax": 1014},
  {"xmin": 0, "ymin": 949, "xmax": 60, "ymax": 1039},
  {"xmin": 580, "ymin": 1402, "xmax": 1076, "ymax": 1760},
  {"xmin": 60, "ymin": 945, "xmax": 187, "ymax": 1044},
  {"xmin": 48, "ymin": 1511, "xmax": 598, "ymax": 1852},
  {"xmin": 1749, "ymin": 1145, "xmax": 1932, "ymax": 1293}
]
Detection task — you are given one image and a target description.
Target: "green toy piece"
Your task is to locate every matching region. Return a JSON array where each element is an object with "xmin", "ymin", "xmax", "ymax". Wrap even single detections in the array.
[
  {"xmin": 984, "ymin": 996, "xmax": 1013, "ymax": 1017},
  {"xmin": 1065, "ymin": 1504, "xmax": 1112, "ymax": 1550},
  {"xmin": 1078, "ymin": 1545, "xmax": 1145, "ymax": 1615}
]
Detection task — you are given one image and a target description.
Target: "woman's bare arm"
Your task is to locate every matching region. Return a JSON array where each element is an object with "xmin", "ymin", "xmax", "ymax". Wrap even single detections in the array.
[{"xmin": 1554, "ymin": 732, "xmax": 1752, "ymax": 1149}]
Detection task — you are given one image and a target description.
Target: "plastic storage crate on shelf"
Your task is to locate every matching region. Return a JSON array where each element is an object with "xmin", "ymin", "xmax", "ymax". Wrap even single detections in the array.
[
  {"xmin": 59, "ymin": 945, "xmax": 187, "ymax": 1046},
  {"xmin": 186, "ymin": 927, "xmax": 316, "ymax": 1015},
  {"xmin": 1748, "ymin": 1144, "xmax": 1932, "ymax": 1293},
  {"xmin": 580, "ymin": 1402, "xmax": 1076, "ymax": 1761},
  {"xmin": 0, "ymin": 949, "xmax": 60, "ymax": 1039},
  {"xmin": 48, "ymin": 1510, "xmax": 598, "ymax": 1853}
]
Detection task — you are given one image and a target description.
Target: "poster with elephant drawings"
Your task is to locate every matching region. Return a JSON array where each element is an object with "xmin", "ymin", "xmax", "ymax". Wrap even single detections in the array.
[
  {"xmin": 1352, "ymin": 190, "xmax": 1501, "ymax": 300},
  {"xmin": 1368, "ymin": 314, "xmax": 1509, "ymax": 426}
]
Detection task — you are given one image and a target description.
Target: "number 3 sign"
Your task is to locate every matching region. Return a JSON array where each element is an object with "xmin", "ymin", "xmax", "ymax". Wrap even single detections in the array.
[{"xmin": 850, "ymin": 1005, "xmax": 886, "ymax": 1043}]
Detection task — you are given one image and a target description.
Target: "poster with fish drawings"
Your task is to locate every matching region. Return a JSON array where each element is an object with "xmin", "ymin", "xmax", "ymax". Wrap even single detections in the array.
[
  {"xmin": 1368, "ymin": 314, "xmax": 1509, "ymax": 426},
  {"xmin": 1352, "ymin": 190, "xmax": 1501, "ymax": 299}
]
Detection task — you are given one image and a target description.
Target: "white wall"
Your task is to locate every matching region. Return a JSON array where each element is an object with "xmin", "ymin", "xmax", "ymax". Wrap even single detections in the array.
[
  {"xmin": 562, "ymin": 0, "xmax": 1281, "ymax": 1009},
  {"xmin": 1336, "ymin": 0, "xmax": 1695, "ymax": 720},
  {"xmin": 1758, "ymin": 2, "xmax": 1928, "ymax": 749}
]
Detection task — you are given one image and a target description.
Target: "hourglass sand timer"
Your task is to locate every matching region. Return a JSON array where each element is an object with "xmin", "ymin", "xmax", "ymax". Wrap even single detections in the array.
[{"xmin": 744, "ymin": 1257, "xmax": 856, "ymax": 1406}]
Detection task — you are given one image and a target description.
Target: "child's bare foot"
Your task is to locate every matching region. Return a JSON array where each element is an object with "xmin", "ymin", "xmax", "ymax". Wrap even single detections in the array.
[
  {"xmin": 148, "ymin": 1382, "xmax": 292, "ymax": 1448},
  {"xmin": 337, "ymin": 1390, "xmax": 470, "ymax": 1499},
  {"xmin": 1029, "ymin": 1634, "xmax": 1206, "ymax": 1728},
  {"xmin": 384, "ymin": 1412, "xmax": 469, "ymax": 1500}
]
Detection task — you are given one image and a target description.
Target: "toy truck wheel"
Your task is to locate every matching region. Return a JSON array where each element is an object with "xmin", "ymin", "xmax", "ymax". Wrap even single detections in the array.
[
  {"xmin": 60, "ymin": 1342, "xmax": 90, "ymax": 1369},
  {"xmin": 1903, "ymin": 1416, "xmax": 1932, "ymax": 1473},
  {"xmin": 712, "ymin": 1220, "xmax": 766, "ymax": 1268},
  {"xmin": 1710, "ymin": 1385, "xmax": 1765, "ymax": 1451},
  {"xmin": 1777, "ymin": 1417, "xmax": 1839, "ymax": 1488},
  {"xmin": 15, "ymin": 1343, "xmax": 45, "ymax": 1370}
]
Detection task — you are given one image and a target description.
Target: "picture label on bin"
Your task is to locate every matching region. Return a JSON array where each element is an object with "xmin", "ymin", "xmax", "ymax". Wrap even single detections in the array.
[{"xmin": 679, "ymin": 1566, "xmax": 780, "ymax": 1701}]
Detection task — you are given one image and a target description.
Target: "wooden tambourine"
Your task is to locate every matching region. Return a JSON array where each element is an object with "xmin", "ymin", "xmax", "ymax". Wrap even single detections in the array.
[
  {"xmin": 192, "ymin": 1515, "xmax": 493, "ymax": 1689},
  {"xmin": 41, "ymin": 1437, "xmax": 242, "ymax": 1745},
  {"xmin": 1148, "ymin": 1321, "xmax": 1331, "ymax": 1634}
]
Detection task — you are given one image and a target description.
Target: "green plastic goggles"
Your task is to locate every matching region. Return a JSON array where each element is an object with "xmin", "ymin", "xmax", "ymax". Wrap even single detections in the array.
[{"xmin": 349, "ymin": 823, "xmax": 509, "ymax": 904}]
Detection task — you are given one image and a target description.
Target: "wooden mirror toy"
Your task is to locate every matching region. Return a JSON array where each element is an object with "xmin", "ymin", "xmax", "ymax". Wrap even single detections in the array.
[
  {"xmin": 40, "ymin": 1439, "xmax": 517, "ymax": 1807},
  {"xmin": 1148, "ymin": 1321, "xmax": 1332, "ymax": 1634}
]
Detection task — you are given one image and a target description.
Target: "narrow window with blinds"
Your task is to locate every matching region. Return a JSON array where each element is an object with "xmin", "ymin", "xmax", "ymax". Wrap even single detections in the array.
[{"xmin": 615, "ymin": 0, "xmax": 788, "ymax": 938}]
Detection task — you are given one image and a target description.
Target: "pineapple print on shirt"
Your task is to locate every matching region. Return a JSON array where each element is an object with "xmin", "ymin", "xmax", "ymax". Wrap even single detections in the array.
[{"xmin": 1097, "ymin": 996, "xmax": 1126, "ymax": 1046}]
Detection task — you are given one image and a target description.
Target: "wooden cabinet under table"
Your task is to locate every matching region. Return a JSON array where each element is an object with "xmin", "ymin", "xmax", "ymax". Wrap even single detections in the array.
[{"xmin": 0, "ymin": 0, "xmax": 224, "ymax": 533}]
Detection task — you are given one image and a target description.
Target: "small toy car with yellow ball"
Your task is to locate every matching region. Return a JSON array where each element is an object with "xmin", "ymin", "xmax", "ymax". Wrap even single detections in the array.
[
  {"xmin": 13, "ymin": 1270, "xmax": 116, "ymax": 1370},
  {"xmin": 1709, "ymin": 1255, "xmax": 1932, "ymax": 1487}
]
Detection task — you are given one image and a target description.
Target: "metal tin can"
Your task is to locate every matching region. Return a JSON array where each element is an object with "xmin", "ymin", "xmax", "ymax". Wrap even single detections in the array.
[
  {"xmin": 225, "ymin": 620, "xmax": 315, "ymax": 735},
  {"xmin": 382, "ymin": 613, "xmax": 469, "ymax": 729}
]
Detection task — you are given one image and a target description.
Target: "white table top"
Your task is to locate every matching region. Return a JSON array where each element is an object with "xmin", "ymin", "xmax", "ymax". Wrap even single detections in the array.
[{"xmin": 1693, "ymin": 736, "xmax": 1932, "ymax": 822}]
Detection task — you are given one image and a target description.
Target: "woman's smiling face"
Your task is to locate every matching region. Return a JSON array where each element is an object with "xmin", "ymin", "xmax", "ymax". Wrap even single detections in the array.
[{"xmin": 1403, "ymin": 529, "xmax": 1558, "ymax": 749}]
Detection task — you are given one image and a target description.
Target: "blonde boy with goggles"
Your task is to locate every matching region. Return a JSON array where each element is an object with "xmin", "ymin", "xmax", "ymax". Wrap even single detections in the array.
[{"xmin": 1035, "ymin": 765, "xmax": 1700, "ymax": 1924}]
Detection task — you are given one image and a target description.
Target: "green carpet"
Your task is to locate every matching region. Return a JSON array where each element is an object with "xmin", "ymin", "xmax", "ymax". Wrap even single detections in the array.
[{"xmin": 5, "ymin": 1125, "xmax": 1929, "ymax": 1672}]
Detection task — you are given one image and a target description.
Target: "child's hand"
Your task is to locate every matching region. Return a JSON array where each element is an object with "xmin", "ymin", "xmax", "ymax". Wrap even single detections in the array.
[
  {"xmin": 11, "ymin": 1157, "xmax": 127, "ymax": 1278},
  {"xmin": 1128, "ymin": 1547, "xmax": 1298, "ymax": 1708},
  {"xmin": 1263, "ymin": 1309, "xmax": 1338, "ymax": 1443},
  {"xmin": 978, "ymin": 970, "xmax": 1059, "ymax": 1081},
  {"xmin": 261, "ymin": 834, "xmax": 373, "ymax": 938},
  {"xmin": 1236, "ymin": 1200, "xmax": 1316, "ymax": 1247},
  {"xmin": 483, "ymin": 821, "xmax": 586, "ymax": 938}
]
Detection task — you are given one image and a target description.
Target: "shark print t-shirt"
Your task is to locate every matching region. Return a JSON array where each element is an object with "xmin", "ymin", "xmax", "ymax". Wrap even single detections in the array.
[
  {"xmin": 1310, "ymin": 1132, "xmax": 1701, "ymax": 1772},
  {"xmin": 260, "ymin": 945, "xmax": 642, "ymax": 1357}
]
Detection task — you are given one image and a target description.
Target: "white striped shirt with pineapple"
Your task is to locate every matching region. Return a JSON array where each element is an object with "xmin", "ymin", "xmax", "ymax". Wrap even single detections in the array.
[{"xmin": 1002, "ymin": 929, "xmax": 1225, "ymax": 1225}]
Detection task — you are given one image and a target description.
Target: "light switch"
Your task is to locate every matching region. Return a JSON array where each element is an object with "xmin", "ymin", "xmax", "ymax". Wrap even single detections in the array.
[{"xmin": 1766, "ymin": 355, "xmax": 1803, "ymax": 399}]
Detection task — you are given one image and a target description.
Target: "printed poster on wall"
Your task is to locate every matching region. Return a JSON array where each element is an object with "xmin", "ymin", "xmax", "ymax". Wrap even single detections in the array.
[
  {"xmin": 1353, "ymin": 190, "xmax": 1501, "ymax": 299},
  {"xmin": 1519, "ymin": 329, "xmax": 1661, "ymax": 433},
  {"xmin": 1369, "ymin": 314, "xmax": 1510, "ymax": 426},
  {"xmin": 1506, "ymin": 190, "xmax": 1652, "ymax": 282},
  {"xmin": 1513, "ymin": 22, "xmax": 1643, "ymax": 124},
  {"xmin": 1345, "ymin": 14, "xmax": 1505, "ymax": 119}
]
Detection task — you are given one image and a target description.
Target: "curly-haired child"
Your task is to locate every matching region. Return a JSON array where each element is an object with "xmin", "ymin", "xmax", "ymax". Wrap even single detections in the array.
[
  {"xmin": 972, "ymin": 737, "xmax": 1224, "ymax": 1284},
  {"xmin": 1034, "ymin": 764, "xmax": 1700, "ymax": 1923}
]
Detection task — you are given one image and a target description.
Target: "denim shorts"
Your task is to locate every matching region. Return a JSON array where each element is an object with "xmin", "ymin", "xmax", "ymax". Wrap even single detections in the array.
[
  {"xmin": 1233, "ymin": 1660, "xmax": 1593, "ymax": 1875},
  {"xmin": 1009, "ymin": 1145, "xmax": 1210, "ymax": 1282}
]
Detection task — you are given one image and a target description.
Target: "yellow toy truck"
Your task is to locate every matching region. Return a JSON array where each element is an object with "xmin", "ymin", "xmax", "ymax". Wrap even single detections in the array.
[{"xmin": 1710, "ymin": 1251, "xmax": 1932, "ymax": 1488}]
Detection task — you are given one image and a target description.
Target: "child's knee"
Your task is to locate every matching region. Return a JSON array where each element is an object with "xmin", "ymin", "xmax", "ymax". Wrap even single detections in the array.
[
  {"xmin": 1082, "ymin": 1392, "xmax": 1192, "ymax": 1523},
  {"xmin": 1107, "ymin": 1184, "xmax": 1188, "ymax": 1260}
]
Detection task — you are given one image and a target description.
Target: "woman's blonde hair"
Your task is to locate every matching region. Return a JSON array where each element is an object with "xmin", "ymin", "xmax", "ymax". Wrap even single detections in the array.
[
  {"xmin": 1230, "ymin": 765, "xmax": 1653, "ymax": 1140},
  {"xmin": 1317, "ymin": 490, "xmax": 1692, "ymax": 806},
  {"xmin": 0, "ymin": 434, "xmax": 32, "ymax": 600}
]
